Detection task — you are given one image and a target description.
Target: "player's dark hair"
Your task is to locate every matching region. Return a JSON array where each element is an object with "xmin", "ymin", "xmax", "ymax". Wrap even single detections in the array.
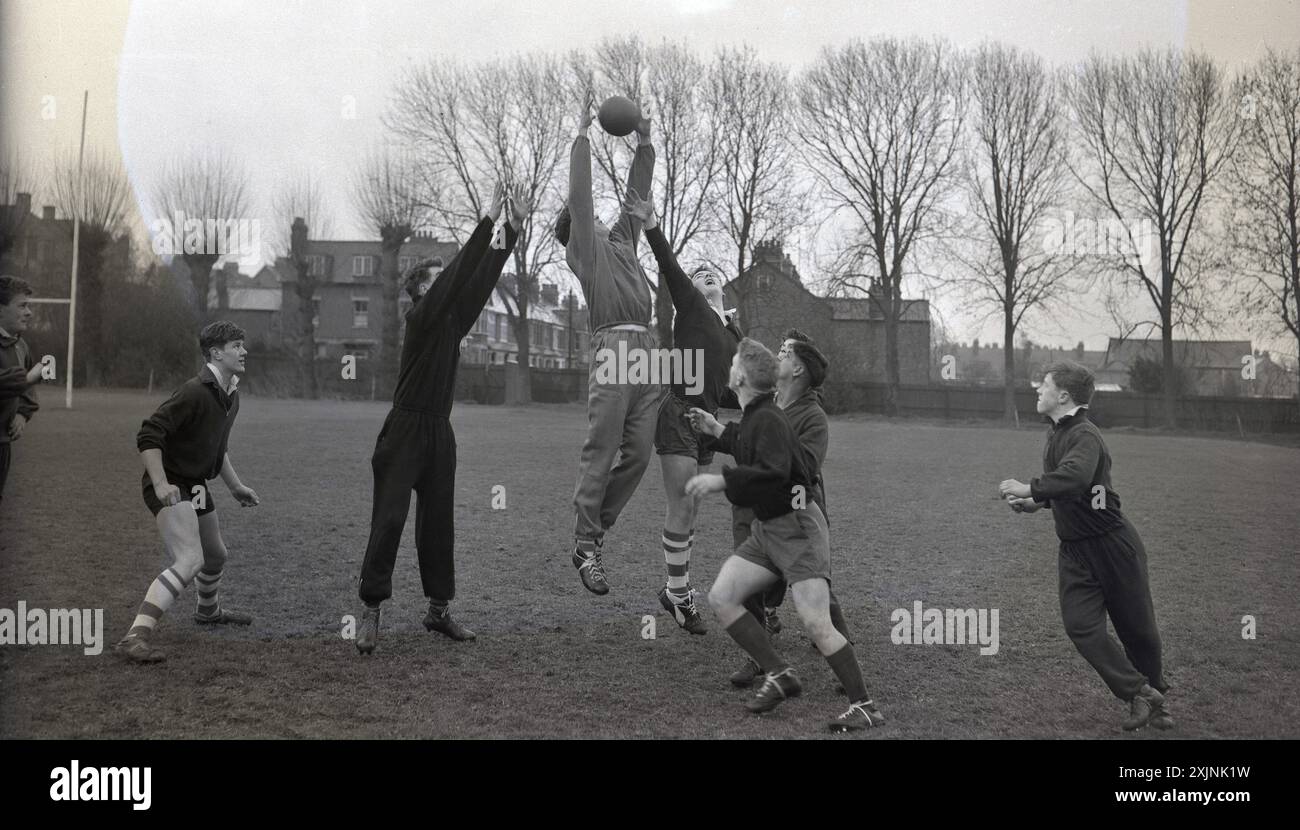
[
  {"xmin": 1044, "ymin": 360, "xmax": 1095, "ymax": 406},
  {"xmin": 404, "ymin": 257, "xmax": 444, "ymax": 302},
  {"xmin": 783, "ymin": 328, "xmax": 814, "ymax": 345},
  {"xmin": 554, "ymin": 204, "xmax": 571, "ymax": 246},
  {"xmin": 199, "ymin": 320, "xmax": 246, "ymax": 361},
  {"xmin": 736, "ymin": 337, "xmax": 778, "ymax": 393},
  {"xmin": 788, "ymin": 340, "xmax": 829, "ymax": 388},
  {"xmin": 0, "ymin": 274, "xmax": 34, "ymax": 307}
]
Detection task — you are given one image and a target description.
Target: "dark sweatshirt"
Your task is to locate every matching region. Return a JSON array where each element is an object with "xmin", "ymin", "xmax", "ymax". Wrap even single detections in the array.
[
  {"xmin": 393, "ymin": 216, "xmax": 517, "ymax": 415},
  {"xmin": 136, "ymin": 365, "xmax": 239, "ymax": 481},
  {"xmin": 0, "ymin": 330, "xmax": 38, "ymax": 445},
  {"xmin": 713, "ymin": 392, "xmax": 814, "ymax": 521},
  {"xmin": 566, "ymin": 134, "xmax": 655, "ymax": 330},
  {"xmin": 1029, "ymin": 409, "xmax": 1127, "ymax": 541},
  {"xmin": 644, "ymin": 225, "xmax": 742, "ymax": 412},
  {"xmin": 781, "ymin": 387, "xmax": 829, "ymax": 517}
]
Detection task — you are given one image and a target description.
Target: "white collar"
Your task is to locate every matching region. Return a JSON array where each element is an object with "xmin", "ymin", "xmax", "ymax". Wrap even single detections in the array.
[
  {"xmin": 1052, "ymin": 404, "xmax": 1087, "ymax": 424},
  {"xmin": 206, "ymin": 362, "xmax": 239, "ymax": 395}
]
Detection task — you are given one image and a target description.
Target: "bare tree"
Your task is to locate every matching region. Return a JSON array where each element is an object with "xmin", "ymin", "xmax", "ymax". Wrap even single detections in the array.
[
  {"xmin": 1229, "ymin": 48, "xmax": 1300, "ymax": 411},
  {"xmin": 1067, "ymin": 48, "xmax": 1240, "ymax": 426},
  {"xmin": 387, "ymin": 54, "xmax": 569, "ymax": 400},
  {"xmin": 0, "ymin": 152, "xmax": 35, "ymax": 260},
  {"xmin": 798, "ymin": 37, "xmax": 967, "ymax": 414},
  {"xmin": 711, "ymin": 46, "xmax": 801, "ymax": 283},
  {"xmin": 271, "ymin": 174, "xmax": 332, "ymax": 399},
  {"xmin": 51, "ymin": 147, "xmax": 132, "ymax": 384},
  {"xmin": 150, "ymin": 151, "xmax": 251, "ymax": 317},
  {"xmin": 955, "ymin": 43, "xmax": 1077, "ymax": 419},
  {"xmin": 352, "ymin": 146, "xmax": 423, "ymax": 397}
]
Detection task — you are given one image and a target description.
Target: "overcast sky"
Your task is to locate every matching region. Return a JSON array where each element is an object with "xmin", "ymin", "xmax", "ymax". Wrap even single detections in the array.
[{"xmin": 3, "ymin": 0, "xmax": 1299, "ymax": 354}]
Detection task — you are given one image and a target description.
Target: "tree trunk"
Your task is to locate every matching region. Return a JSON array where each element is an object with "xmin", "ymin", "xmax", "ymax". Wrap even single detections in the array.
[
  {"xmin": 884, "ymin": 283, "xmax": 902, "ymax": 416},
  {"xmin": 74, "ymin": 230, "xmax": 109, "ymax": 386},
  {"xmin": 1161, "ymin": 306, "xmax": 1176, "ymax": 428},
  {"xmin": 510, "ymin": 303, "xmax": 534, "ymax": 404},
  {"xmin": 1003, "ymin": 307, "xmax": 1016, "ymax": 421},
  {"xmin": 182, "ymin": 253, "xmax": 218, "ymax": 317}
]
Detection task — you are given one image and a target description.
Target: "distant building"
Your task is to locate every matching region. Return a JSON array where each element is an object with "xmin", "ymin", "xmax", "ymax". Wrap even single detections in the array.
[
  {"xmin": 1097, "ymin": 338, "xmax": 1295, "ymax": 397},
  {"xmin": 0, "ymin": 192, "xmax": 131, "ymax": 297},
  {"xmin": 724, "ymin": 241, "xmax": 930, "ymax": 384},
  {"xmin": 939, "ymin": 341, "xmax": 1110, "ymax": 387},
  {"xmin": 461, "ymin": 277, "xmax": 590, "ymax": 369}
]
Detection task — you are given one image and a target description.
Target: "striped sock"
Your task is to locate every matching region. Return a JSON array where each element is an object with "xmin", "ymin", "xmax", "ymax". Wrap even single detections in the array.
[
  {"xmin": 128, "ymin": 567, "xmax": 188, "ymax": 637},
  {"xmin": 575, "ymin": 538, "xmax": 597, "ymax": 557},
  {"xmin": 195, "ymin": 568, "xmax": 223, "ymax": 618},
  {"xmin": 663, "ymin": 529, "xmax": 691, "ymax": 594}
]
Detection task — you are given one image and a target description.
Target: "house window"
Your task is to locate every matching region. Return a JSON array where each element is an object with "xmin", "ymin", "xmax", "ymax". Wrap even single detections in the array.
[
  {"xmin": 316, "ymin": 343, "xmax": 328, "ymax": 358},
  {"xmin": 399, "ymin": 255, "xmax": 415, "ymax": 274},
  {"xmin": 352, "ymin": 298, "xmax": 369, "ymax": 328},
  {"xmin": 352, "ymin": 256, "xmax": 375, "ymax": 277},
  {"xmin": 346, "ymin": 348, "xmax": 370, "ymax": 361},
  {"xmin": 308, "ymin": 255, "xmax": 327, "ymax": 276},
  {"xmin": 494, "ymin": 315, "xmax": 503, "ymax": 341},
  {"xmin": 311, "ymin": 296, "xmax": 321, "ymax": 329}
]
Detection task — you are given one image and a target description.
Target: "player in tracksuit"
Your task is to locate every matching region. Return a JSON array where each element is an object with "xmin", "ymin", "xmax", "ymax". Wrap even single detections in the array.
[
  {"xmin": 686, "ymin": 338, "xmax": 883, "ymax": 731},
  {"xmin": 558, "ymin": 94, "xmax": 660, "ymax": 596},
  {"xmin": 621, "ymin": 188, "xmax": 742, "ymax": 634},
  {"xmin": 1000, "ymin": 361, "xmax": 1171, "ymax": 731},
  {"xmin": 354, "ymin": 184, "xmax": 524, "ymax": 654}
]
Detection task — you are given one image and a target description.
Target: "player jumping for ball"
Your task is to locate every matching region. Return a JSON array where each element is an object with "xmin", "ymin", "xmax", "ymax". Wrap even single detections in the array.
[
  {"xmin": 354, "ymin": 184, "xmax": 525, "ymax": 654},
  {"xmin": 1000, "ymin": 361, "xmax": 1171, "ymax": 731},
  {"xmin": 686, "ymin": 338, "xmax": 883, "ymax": 730},
  {"xmin": 115, "ymin": 321, "xmax": 260, "ymax": 663},
  {"xmin": 621, "ymin": 188, "xmax": 742, "ymax": 634},
  {"xmin": 558, "ymin": 93, "xmax": 660, "ymax": 595}
]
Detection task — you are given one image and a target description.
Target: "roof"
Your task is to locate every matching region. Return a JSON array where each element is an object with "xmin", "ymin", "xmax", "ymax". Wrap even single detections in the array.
[{"xmin": 1103, "ymin": 338, "xmax": 1253, "ymax": 370}]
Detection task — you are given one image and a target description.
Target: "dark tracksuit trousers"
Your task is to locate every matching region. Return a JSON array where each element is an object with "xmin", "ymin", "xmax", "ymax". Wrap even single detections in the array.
[
  {"xmin": 1030, "ymin": 409, "xmax": 1165, "ymax": 700},
  {"xmin": 358, "ymin": 217, "xmax": 517, "ymax": 606}
]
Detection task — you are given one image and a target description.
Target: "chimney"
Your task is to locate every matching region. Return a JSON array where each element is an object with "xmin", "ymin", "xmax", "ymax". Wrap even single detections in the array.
[
  {"xmin": 15, "ymin": 192, "xmax": 31, "ymax": 217},
  {"xmin": 540, "ymin": 283, "xmax": 559, "ymax": 306},
  {"xmin": 42, "ymin": 205, "xmax": 55, "ymax": 221}
]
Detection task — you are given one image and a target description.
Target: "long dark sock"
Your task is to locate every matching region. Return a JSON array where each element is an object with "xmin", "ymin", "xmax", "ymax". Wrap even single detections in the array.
[
  {"xmin": 825, "ymin": 642, "xmax": 869, "ymax": 702},
  {"xmin": 828, "ymin": 592, "xmax": 852, "ymax": 643},
  {"xmin": 724, "ymin": 613, "xmax": 786, "ymax": 674}
]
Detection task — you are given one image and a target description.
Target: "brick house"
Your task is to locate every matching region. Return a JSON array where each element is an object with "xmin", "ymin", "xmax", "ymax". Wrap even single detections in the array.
[
  {"xmin": 0, "ymin": 192, "xmax": 131, "ymax": 297},
  {"xmin": 724, "ymin": 241, "xmax": 931, "ymax": 384}
]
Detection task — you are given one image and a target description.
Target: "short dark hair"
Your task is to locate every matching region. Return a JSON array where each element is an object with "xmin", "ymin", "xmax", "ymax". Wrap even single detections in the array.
[
  {"xmin": 783, "ymin": 328, "xmax": 814, "ymax": 345},
  {"xmin": 554, "ymin": 205, "xmax": 571, "ymax": 247},
  {"xmin": 788, "ymin": 340, "xmax": 829, "ymax": 388},
  {"xmin": 735, "ymin": 337, "xmax": 778, "ymax": 393},
  {"xmin": 0, "ymin": 275, "xmax": 34, "ymax": 307},
  {"xmin": 1044, "ymin": 361, "xmax": 1095, "ymax": 406},
  {"xmin": 199, "ymin": 320, "xmax": 246, "ymax": 361},
  {"xmin": 403, "ymin": 257, "xmax": 444, "ymax": 302}
]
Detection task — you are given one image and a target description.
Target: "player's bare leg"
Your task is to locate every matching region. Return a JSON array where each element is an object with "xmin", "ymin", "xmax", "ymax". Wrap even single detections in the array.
[
  {"xmin": 789, "ymin": 577, "xmax": 883, "ymax": 731},
  {"xmin": 116, "ymin": 503, "xmax": 205, "ymax": 663},
  {"xmin": 193, "ymin": 511, "xmax": 252, "ymax": 625},
  {"xmin": 710, "ymin": 555, "xmax": 801, "ymax": 712}
]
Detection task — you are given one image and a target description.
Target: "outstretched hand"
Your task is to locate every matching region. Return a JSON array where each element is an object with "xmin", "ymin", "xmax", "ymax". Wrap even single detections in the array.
[
  {"xmin": 635, "ymin": 111, "xmax": 652, "ymax": 138},
  {"xmin": 622, "ymin": 187, "xmax": 655, "ymax": 227},
  {"xmin": 487, "ymin": 183, "xmax": 505, "ymax": 222},
  {"xmin": 509, "ymin": 183, "xmax": 531, "ymax": 231}
]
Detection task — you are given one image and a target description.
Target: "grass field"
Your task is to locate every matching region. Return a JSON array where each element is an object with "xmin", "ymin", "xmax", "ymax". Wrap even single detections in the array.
[{"xmin": 1, "ymin": 389, "xmax": 1297, "ymax": 739}]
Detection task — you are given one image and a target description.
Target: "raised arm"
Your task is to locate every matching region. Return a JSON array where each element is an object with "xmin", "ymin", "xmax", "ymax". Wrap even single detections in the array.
[
  {"xmin": 455, "ymin": 223, "xmax": 518, "ymax": 339},
  {"xmin": 407, "ymin": 216, "xmax": 496, "ymax": 332},
  {"xmin": 622, "ymin": 188, "xmax": 696, "ymax": 313},
  {"xmin": 611, "ymin": 122, "xmax": 655, "ymax": 247}
]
